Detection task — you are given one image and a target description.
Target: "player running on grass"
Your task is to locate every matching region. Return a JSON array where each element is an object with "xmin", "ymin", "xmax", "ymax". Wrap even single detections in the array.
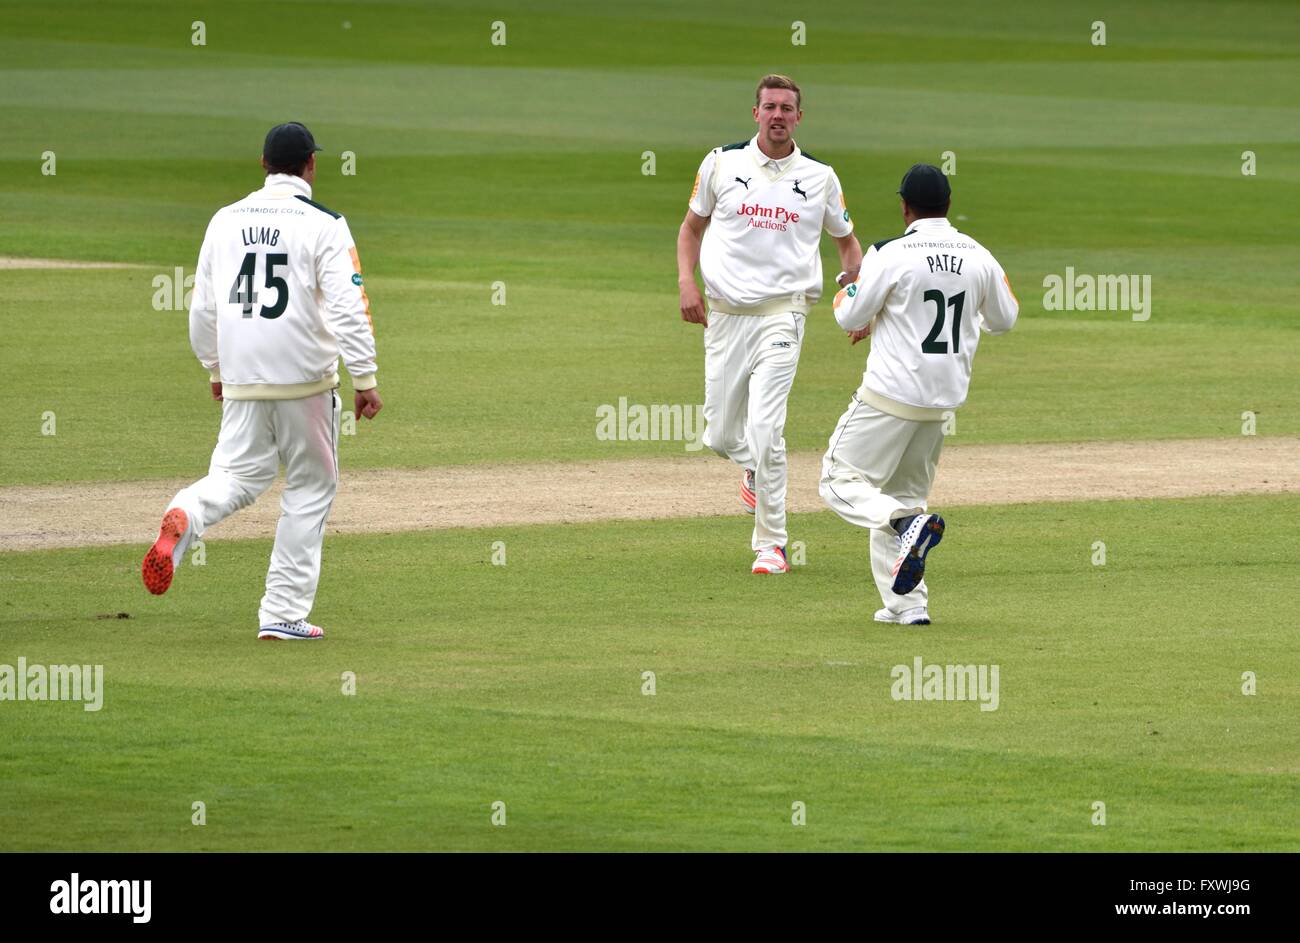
[
  {"xmin": 820, "ymin": 163, "xmax": 1018, "ymax": 625},
  {"xmin": 678, "ymin": 74, "xmax": 862, "ymax": 575},
  {"xmin": 141, "ymin": 122, "xmax": 382, "ymax": 640}
]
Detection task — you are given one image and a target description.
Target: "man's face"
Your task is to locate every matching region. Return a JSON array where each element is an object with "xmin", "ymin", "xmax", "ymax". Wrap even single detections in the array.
[{"xmin": 753, "ymin": 88, "xmax": 801, "ymax": 146}]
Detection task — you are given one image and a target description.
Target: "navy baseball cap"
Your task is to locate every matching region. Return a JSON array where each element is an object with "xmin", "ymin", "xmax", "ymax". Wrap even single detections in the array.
[
  {"xmin": 263, "ymin": 122, "xmax": 322, "ymax": 166},
  {"xmin": 898, "ymin": 163, "xmax": 951, "ymax": 209}
]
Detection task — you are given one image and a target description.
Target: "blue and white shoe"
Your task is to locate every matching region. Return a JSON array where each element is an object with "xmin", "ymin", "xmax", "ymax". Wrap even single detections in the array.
[
  {"xmin": 890, "ymin": 513, "xmax": 945, "ymax": 595},
  {"xmin": 258, "ymin": 619, "xmax": 325, "ymax": 641}
]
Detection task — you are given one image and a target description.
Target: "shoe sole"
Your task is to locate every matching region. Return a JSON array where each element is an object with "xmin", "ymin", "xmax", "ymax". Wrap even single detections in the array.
[
  {"xmin": 874, "ymin": 612, "xmax": 931, "ymax": 625},
  {"xmin": 257, "ymin": 629, "xmax": 324, "ymax": 641},
  {"xmin": 142, "ymin": 508, "xmax": 188, "ymax": 595},
  {"xmin": 890, "ymin": 515, "xmax": 945, "ymax": 595}
]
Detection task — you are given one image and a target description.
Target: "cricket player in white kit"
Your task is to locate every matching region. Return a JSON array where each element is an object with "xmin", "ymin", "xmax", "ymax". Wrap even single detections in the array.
[
  {"xmin": 142, "ymin": 122, "xmax": 382, "ymax": 640},
  {"xmin": 678, "ymin": 75, "xmax": 862, "ymax": 574},
  {"xmin": 821, "ymin": 163, "xmax": 1017, "ymax": 624}
]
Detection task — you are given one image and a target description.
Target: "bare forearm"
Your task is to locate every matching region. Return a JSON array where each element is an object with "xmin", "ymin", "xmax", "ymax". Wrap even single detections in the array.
[
  {"xmin": 836, "ymin": 235, "xmax": 863, "ymax": 281},
  {"xmin": 677, "ymin": 215, "xmax": 709, "ymax": 326},
  {"xmin": 677, "ymin": 223, "xmax": 702, "ymax": 285}
]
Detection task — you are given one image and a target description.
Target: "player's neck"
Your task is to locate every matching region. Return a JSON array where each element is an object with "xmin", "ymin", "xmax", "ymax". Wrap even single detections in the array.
[{"xmin": 756, "ymin": 136, "xmax": 795, "ymax": 160}]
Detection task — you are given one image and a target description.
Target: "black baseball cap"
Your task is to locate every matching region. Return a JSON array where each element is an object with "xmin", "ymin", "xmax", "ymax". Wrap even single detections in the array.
[
  {"xmin": 897, "ymin": 163, "xmax": 951, "ymax": 209},
  {"xmin": 263, "ymin": 122, "xmax": 322, "ymax": 167}
]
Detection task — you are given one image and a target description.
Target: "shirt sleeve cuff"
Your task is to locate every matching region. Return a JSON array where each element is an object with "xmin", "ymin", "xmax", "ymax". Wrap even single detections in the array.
[
  {"xmin": 208, "ymin": 368, "xmax": 221, "ymax": 382},
  {"xmin": 351, "ymin": 373, "xmax": 378, "ymax": 391}
]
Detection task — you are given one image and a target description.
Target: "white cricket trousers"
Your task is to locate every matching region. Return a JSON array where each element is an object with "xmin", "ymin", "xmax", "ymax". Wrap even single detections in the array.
[
  {"xmin": 167, "ymin": 390, "xmax": 340, "ymax": 626},
  {"xmin": 819, "ymin": 395, "xmax": 945, "ymax": 612},
  {"xmin": 702, "ymin": 311, "xmax": 804, "ymax": 551}
]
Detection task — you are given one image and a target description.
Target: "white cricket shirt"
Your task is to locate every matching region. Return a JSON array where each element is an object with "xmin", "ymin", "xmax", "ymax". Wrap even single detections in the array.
[
  {"xmin": 689, "ymin": 135, "xmax": 853, "ymax": 315},
  {"xmin": 188, "ymin": 173, "xmax": 378, "ymax": 400},
  {"xmin": 833, "ymin": 217, "xmax": 1018, "ymax": 417}
]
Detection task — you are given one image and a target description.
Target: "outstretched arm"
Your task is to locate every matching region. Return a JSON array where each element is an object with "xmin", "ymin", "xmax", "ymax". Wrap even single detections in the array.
[{"xmin": 833, "ymin": 245, "xmax": 891, "ymax": 342}]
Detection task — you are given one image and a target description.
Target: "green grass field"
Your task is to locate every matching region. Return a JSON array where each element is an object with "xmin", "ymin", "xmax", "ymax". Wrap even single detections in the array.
[
  {"xmin": 1, "ymin": 1, "xmax": 1298, "ymax": 851},
  {"xmin": 3, "ymin": 1, "xmax": 1300, "ymax": 482},
  {"xmin": 3, "ymin": 496, "xmax": 1297, "ymax": 851}
]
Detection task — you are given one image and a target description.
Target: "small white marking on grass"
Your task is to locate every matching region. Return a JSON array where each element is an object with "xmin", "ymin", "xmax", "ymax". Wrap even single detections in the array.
[{"xmin": 0, "ymin": 257, "xmax": 149, "ymax": 270}]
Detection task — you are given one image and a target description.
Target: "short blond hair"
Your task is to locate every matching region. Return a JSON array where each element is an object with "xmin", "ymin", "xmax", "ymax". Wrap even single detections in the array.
[{"xmin": 756, "ymin": 74, "xmax": 801, "ymax": 110}]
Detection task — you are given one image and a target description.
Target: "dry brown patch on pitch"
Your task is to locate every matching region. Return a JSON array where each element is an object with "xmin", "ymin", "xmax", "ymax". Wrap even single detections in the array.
[{"xmin": 2, "ymin": 437, "xmax": 1297, "ymax": 552}]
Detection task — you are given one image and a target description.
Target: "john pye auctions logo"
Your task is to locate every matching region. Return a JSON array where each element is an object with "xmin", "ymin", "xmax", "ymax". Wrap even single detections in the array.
[{"xmin": 735, "ymin": 202, "xmax": 801, "ymax": 231}]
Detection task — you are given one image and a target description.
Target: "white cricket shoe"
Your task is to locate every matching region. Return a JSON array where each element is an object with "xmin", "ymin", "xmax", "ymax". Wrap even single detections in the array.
[
  {"xmin": 258, "ymin": 619, "xmax": 325, "ymax": 641},
  {"xmin": 874, "ymin": 607, "xmax": 931, "ymax": 625},
  {"xmin": 752, "ymin": 546, "xmax": 789, "ymax": 574}
]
